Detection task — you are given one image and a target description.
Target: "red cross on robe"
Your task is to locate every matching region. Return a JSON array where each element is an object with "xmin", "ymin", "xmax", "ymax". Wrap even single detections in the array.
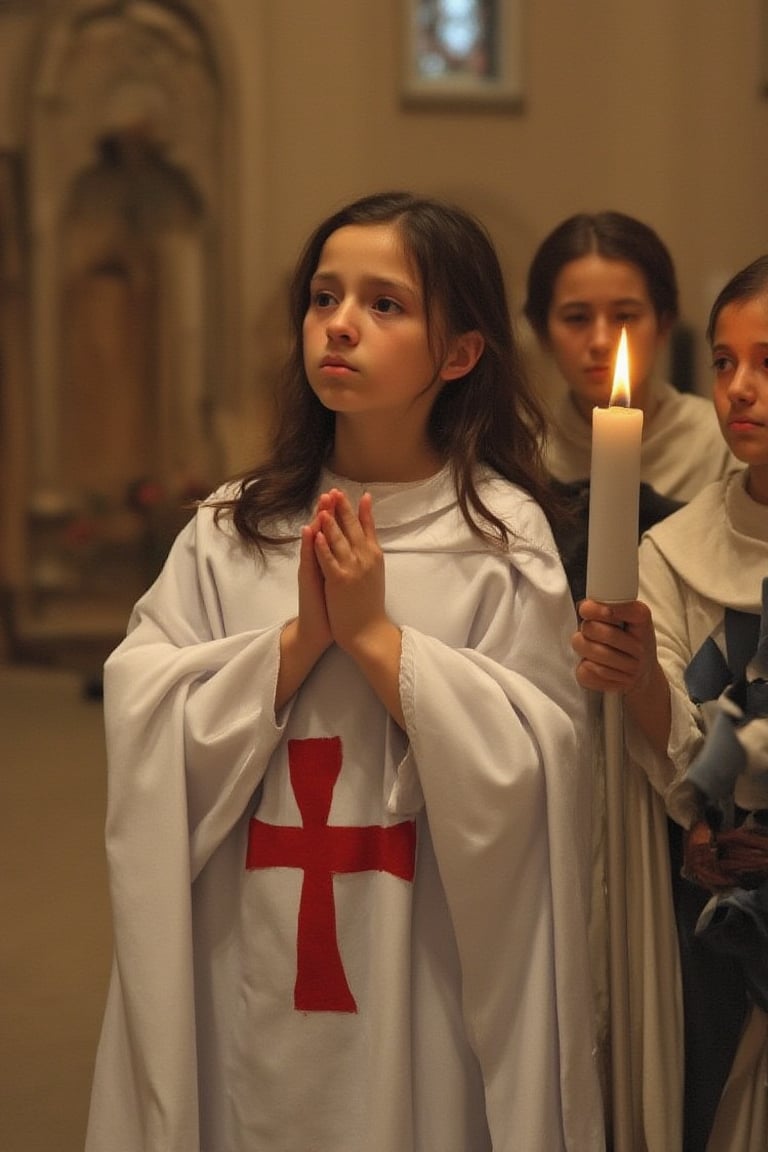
[{"xmin": 246, "ymin": 736, "xmax": 417, "ymax": 1013}]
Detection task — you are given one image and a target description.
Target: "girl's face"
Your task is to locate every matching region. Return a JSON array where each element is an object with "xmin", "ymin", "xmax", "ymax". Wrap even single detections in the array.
[
  {"xmin": 711, "ymin": 295, "xmax": 768, "ymax": 499},
  {"xmin": 545, "ymin": 254, "xmax": 668, "ymax": 420},
  {"xmin": 303, "ymin": 222, "xmax": 478, "ymax": 476},
  {"xmin": 303, "ymin": 222, "xmax": 442, "ymax": 423}
]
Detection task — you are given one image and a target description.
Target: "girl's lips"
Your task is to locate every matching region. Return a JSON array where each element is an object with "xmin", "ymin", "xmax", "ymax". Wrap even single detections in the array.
[
  {"xmin": 319, "ymin": 358, "xmax": 358, "ymax": 377},
  {"xmin": 321, "ymin": 356, "xmax": 355, "ymax": 369},
  {"xmin": 319, "ymin": 362, "xmax": 357, "ymax": 378}
]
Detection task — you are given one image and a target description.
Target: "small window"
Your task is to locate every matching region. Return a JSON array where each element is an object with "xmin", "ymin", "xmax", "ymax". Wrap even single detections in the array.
[
  {"xmin": 415, "ymin": 0, "xmax": 498, "ymax": 81},
  {"xmin": 402, "ymin": 0, "xmax": 523, "ymax": 109}
]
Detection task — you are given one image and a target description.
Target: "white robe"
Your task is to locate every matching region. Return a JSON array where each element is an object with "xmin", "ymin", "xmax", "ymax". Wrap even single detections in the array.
[
  {"xmin": 85, "ymin": 466, "xmax": 604, "ymax": 1152},
  {"xmin": 543, "ymin": 379, "xmax": 738, "ymax": 501},
  {"xmin": 616, "ymin": 470, "xmax": 768, "ymax": 1151}
]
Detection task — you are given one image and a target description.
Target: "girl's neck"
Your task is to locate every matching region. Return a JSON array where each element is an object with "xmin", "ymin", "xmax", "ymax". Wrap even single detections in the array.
[
  {"xmin": 745, "ymin": 465, "xmax": 768, "ymax": 505},
  {"xmin": 329, "ymin": 421, "xmax": 445, "ymax": 484}
]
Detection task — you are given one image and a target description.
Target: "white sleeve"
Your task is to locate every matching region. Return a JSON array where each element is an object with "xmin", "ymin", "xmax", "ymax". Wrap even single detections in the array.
[
  {"xmin": 104, "ymin": 516, "xmax": 294, "ymax": 881},
  {"xmin": 94, "ymin": 517, "xmax": 294, "ymax": 1151},
  {"xmin": 626, "ymin": 536, "xmax": 707, "ymax": 810}
]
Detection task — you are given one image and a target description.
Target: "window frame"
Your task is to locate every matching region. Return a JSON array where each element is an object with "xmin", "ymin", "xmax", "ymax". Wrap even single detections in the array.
[{"xmin": 400, "ymin": 0, "xmax": 524, "ymax": 110}]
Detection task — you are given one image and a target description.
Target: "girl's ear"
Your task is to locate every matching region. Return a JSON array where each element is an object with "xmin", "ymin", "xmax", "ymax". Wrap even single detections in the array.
[{"xmin": 440, "ymin": 330, "xmax": 485, "ymax": 381}]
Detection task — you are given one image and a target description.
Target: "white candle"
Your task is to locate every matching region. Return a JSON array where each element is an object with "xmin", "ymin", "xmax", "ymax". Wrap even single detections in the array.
[{"xmin": 585, "ymin": 328, "xmax": 644, "ymax": 602}]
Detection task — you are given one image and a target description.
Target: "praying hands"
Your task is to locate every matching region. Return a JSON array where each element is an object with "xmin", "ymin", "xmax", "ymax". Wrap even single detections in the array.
[{"xmin": 278, "ymin": 489, "xmax": 405, "ymax": 726}]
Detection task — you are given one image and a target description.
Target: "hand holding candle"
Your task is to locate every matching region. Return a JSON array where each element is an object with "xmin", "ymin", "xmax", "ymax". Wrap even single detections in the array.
[{"xmin": 586, "ymin": 327, "xmax": 644, "ymax": 603}]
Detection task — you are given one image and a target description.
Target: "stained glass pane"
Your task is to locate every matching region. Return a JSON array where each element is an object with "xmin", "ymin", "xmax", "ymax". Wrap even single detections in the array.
[{"xmin": 414, "ymin": 0, "xmax": 498, "ymax": 82}]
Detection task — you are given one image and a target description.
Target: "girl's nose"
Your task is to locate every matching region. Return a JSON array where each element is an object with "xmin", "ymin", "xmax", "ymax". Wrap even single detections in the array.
[
  {"xmin": 326, "ymin": 302, "xmax": 359, "ymax": 343},
  {"xmin": 589, "ymin": 315, "xmax": 614, "ymax": 352},
  {"xmin": 728, "ymin": 363, "xmax": 758, "ymax": 401}
]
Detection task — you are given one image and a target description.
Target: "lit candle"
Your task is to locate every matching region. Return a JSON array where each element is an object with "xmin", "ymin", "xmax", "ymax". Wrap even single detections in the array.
[{"xmin": 585, "ymin": 327, "xmax": 644, "ymax": 602}]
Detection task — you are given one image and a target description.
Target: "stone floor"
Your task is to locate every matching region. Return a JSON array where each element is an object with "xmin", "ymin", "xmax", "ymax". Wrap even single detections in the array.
[{"xmin": 1, "ymin": 663, "xmax": 112, "ymax": 1152}]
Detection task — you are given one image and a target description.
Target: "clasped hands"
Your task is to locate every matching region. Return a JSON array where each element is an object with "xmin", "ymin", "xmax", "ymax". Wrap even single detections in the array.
[
  {"xmin": 297, "ymin": 487, "xmax": 390, "ymax": 661},
  {"xmin": 276, "ymin": 487, "xmax": 403, "ymax": 721}
]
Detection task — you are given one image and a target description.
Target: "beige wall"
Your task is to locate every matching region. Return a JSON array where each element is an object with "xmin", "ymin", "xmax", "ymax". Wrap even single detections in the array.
[
  {"xmin": 232, "ymin": 0, "xmax": 768, "ymax": 402},
  {"xmin": 2, "ymin": 0, "xmax": 768, "ymax": 407},
  {"xmin": 236, "ymin": 0, "xmax": 768, "ymax": 406}
]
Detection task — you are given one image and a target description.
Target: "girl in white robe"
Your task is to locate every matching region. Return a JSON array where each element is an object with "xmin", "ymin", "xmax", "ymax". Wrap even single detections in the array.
[
  {"xmin": 85, "ymin": 191, "xmax": 604, "ymax": 1152},
  {"xmin": 574, "ymin": 254, "xmax": 768, "ymax": 1151},
  {"xmin": 525, "ymin": 211, "xmax": 738, "ymax": 1146}
]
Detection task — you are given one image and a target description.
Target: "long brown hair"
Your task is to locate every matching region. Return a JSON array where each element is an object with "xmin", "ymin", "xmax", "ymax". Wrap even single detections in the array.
[{"xmin": 216, "ymin": 190, "xmax": 558, "ymax": 550}]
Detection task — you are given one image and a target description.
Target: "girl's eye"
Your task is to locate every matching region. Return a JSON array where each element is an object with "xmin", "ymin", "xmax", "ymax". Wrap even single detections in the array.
[
  {"xmin": 560, "ymin": 313, "xmax": 588, "ymax": 326},
  {"xmin": 712, "ymin": 356, "xmax": 733, "ymax": 373},
  {"xmin": 312, "ymin": 290, "xmax": 336, "ymax": 309},
  {"xmin": 372, "ymin": 297, "xmax": 403, "ymax": 315}
]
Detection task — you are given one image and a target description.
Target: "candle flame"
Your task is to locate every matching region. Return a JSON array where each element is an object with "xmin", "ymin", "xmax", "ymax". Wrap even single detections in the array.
[{"xmin": 609, "ymin": 327, "xmax": 631, "ymax": 407}]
